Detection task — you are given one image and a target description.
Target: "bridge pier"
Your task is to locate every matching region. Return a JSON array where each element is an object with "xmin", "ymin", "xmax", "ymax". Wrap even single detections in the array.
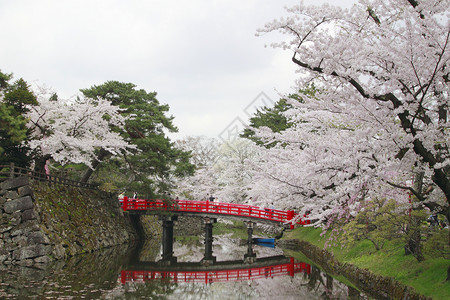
[
  {"xmin": 201, "ymin": 217, "xmax": 216, "ymax": 265},
  {"xmin": 160, "ymin": 216, "xmax": 177, "ymax": 265},
  {"xmin": 244, "ymin": 221, "xmax": 256, "ymax": 263}
]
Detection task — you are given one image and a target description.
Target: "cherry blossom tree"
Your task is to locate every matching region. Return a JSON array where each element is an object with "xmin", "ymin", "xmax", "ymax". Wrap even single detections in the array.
[
  {"xmin": 174, "ymin": 136, "xmax": 219, "ymax": 167},
  {"xmin": 174, "ymin": 137, "xmax": 260, "ymax": 203},
  {"xmin": 254, "ymin": 0, "xmax": 449, "ymax": 224},
  {"xmin": 174, "ymin": 166, "xmax": 220, "ymax": 201},
  {"xmin": 214, "ymin": 138, "xmax": 259, "ymax": 203},
  {"xmin": 26, "ymin": 90, "xmax": 134, "ymax": 173}
]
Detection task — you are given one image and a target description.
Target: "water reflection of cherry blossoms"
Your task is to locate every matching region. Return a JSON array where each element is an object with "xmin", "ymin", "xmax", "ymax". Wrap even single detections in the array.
[
  {"xmin": 123, "ymin": 234, "xmax": 368, "ymax": 300},
  {"xmin": 0, "ymin": 234, "xmax": 368, "ymax": 299}
]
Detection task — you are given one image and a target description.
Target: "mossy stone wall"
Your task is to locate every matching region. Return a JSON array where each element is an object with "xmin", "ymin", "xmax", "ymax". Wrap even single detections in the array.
[{"xmin": 1, "ymin": 176, "xmax": 141, "ymax": 266}]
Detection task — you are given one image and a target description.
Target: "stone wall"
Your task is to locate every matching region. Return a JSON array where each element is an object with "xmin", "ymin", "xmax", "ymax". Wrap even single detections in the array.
[
  {"xmin": 277, "ymin": 239, "xmax": 431, "ymax": 300},
  {"xmin": 0, "ymin": 176, "xmax": 140, "ymax": 267},
  {"xmin": 174, "ymin": 216, "xmax": 204, "ymax": 236}
]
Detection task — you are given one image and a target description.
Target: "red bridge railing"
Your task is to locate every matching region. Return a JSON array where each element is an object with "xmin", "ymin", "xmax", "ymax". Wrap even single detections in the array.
[
  {"xmin": 120, "ymin": 260, "xmax": 311, "ymax": 284},
  {"xmin": 119, "ymin": 197, "xmax": 310, "ymax": 227}
]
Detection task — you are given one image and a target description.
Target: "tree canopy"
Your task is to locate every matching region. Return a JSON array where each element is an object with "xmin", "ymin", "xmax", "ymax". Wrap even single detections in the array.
[
  {"xmin": 1, "ymin": 71, "xmax": 193, "ymax": 198},
  {"xmin": 0, "ymin": 71, "xmax": 37, "ymax": 167},
  {"xmin": 80, "ymin": 81, "xmax": 194, "ymax": 196},
  {"xmin": 251, "ymin": 0, "xmax": 449, "ymax": 224},
  {"xmin": 26, "ymin": 91, "xmax": 133, "ymax": 173}
]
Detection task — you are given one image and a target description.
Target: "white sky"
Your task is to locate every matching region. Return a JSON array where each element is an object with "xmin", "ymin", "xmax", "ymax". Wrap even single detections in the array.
[{"xmin": 0, "ymin": 0, "xmax": 355, "ymax": 141}]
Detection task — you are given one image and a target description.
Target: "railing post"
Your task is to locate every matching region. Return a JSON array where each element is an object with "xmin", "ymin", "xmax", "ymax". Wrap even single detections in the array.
[
  {"xmin": 9, "ymin": 162, "xmax": 15, "ymax": 178},
  {"xmin": 288, "ymin": 257, "xmax": 295, "ymax": 277},
  {"xmin": 287, "ymin": 210, "xmax": 295, "ymax": 230},
  {"xmin": 123, "ymin": 196, "xmax": 128, "ymax": 211},
  {"xmin": 120, "ymin": 270, "xmax": 126, "ymax": 284}
]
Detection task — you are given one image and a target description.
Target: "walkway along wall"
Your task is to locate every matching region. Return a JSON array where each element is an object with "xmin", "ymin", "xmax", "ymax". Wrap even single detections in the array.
[{"xmin": 0, "ymin": 176, "xmax": 142, "ymax": 267}]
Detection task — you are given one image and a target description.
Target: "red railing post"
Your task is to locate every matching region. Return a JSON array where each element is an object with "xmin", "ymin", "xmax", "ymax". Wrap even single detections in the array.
[
  {"xmin": 288, "ymin": 257, "xmax": 295, "ymax": 277},
  {"xmin": 121, "ymin": 270, "xmax": 126, "ymax": 284},
  {"xmin": 287, "ymin": 210, "xmax": 295, "ymax": 229},
  {"xmin": 123, "ymin": 196, "xmax": 129, "ymax": 211}
]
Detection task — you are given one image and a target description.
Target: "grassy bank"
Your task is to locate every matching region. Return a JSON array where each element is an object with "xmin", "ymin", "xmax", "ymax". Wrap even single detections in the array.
[{"xmin": 284, "ymin": 227, "xmax": 449, "ymax": 299}]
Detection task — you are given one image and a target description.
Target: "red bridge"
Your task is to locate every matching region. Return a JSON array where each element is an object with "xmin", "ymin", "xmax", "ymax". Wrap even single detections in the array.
[
  {"xmin": 120, "ymin": 258, "xmax": 311, "ymax": 284},
  {"xmin": 120, "ymin": 197, "xmax": 309, "ymax": 228}
]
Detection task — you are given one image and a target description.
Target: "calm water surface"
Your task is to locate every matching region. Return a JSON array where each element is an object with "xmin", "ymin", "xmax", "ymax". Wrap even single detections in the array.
[{"xmin": 0, "ymin": 234, "xmax": 368, "ymax": 299}]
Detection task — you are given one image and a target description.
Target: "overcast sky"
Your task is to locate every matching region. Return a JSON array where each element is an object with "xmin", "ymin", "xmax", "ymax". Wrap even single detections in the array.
[{"xmin": 0, "ymin": 0, "xmax": 355, "ymax": 141}]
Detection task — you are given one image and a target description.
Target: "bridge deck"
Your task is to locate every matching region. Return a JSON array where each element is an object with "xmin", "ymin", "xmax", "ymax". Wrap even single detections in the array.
[{"xmin": 120, "ymin": 198, "xmax": 309, "ymax": 227}]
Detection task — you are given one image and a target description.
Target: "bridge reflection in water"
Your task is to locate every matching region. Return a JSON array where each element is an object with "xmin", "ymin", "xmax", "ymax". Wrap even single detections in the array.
[
  {"xmin": 121, "ymin": 257, "xmax": 310, "ymax": 284},
  {"xmin": 121, "ymin": 215, "xmax": 311, "ymax": 285}
]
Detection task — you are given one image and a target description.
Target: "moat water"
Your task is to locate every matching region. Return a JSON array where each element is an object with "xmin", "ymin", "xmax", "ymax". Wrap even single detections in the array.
[{"xmin": 0, "ymin": 234, "xmax": 369, "ymax": 299}]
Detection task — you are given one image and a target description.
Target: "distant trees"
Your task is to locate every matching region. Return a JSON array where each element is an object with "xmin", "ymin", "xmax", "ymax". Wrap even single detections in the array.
[
  {"xmin": 240, "ymin": 96, "xmax": 294, "ymax": 147},
  {"xmin": 175, "ymin": 136, "xmax": 218, "ymax": 167},
  {"xmin": 214, "ymin": 139, "xmax": 258, "ymax": 203},
  {"xmin": 174, "ymin": 137, "xmax": 258, "ymax": 203},
  {"xmin": 240, "ymin": 89, "xmax": 313, "ymax": 148}
]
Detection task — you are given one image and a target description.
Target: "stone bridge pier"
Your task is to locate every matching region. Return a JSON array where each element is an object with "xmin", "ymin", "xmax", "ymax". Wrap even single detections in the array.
[{"xmin": 156, "ymin": 216, "xmax": 260, "ymax": 266}]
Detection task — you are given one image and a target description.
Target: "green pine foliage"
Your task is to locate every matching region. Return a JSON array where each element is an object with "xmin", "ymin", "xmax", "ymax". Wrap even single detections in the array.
[
  {"xmin": 0, "ymin": 103, "xmax": 27, "ymax": 156},
  {"xmin": 81, "ymin": 81, "xmax": 194, "ymax": 196},
  {"xmin": 241, "ymin": 86, "xmax": 315, "ymax": 147},
  {"xmin": 3, "ymin": 78, "xmax": 38, "ymax": 113},
  {"xmin": 0, "ymin": 71, "xmax": 37, "ymax": 167}
]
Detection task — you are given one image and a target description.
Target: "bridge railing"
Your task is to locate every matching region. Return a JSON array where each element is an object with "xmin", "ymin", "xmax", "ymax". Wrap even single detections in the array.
[
  {"xmin": 0, "ymin": 163, "xmax": 97, "ymax": 189},
  {"xmin": 119, "ymin": 197, "xmax": 310, "ymax": 226},
  {"xmin": 120, "ymin": 261, "xmax": 311, "ymax": 284}
]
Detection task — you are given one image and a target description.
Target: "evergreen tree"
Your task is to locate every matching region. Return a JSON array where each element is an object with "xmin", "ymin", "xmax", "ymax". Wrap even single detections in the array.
[
  {"xmin": 241, "ymin": 88, "xmax": 313, "ymax": 147},
  {"xmin": 0, "ymin": 72, "xmax": 37, "ymax": 167},
  {"xmin": 80, "ymin": 81, "xmax": 194, "ymax": 196}
]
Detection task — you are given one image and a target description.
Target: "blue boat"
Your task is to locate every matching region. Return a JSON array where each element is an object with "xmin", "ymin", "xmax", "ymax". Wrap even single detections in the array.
[
  {"xmin": 254, "ymin": 241, "xmax": 275, "ymax": 248},
  {"xmin": 252, "ymin": 237, "xmax": 275, "ymax": 244}
]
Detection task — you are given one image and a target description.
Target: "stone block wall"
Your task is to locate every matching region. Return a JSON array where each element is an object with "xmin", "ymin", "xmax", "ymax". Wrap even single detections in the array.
[
  {"xmin": 0, "ymin": 177, "xmax": 51, "ymax": 266},
  {"xmin": 174, "ymin": 216, "xmax": 204, "ymax": 236},
  {"xmin": 0, "ymin": 176, "xmax": 140, "ymax": 267}
]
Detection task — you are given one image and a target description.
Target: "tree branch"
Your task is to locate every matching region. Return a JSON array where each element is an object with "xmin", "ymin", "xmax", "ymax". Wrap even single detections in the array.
[{"xmin": 385, "ymin": 180, "xmax": 425, "ymax": 202}]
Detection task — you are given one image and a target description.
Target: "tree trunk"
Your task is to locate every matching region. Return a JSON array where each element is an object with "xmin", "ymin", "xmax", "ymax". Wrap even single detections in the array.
[
  {"xmin": 33, "ymin": 154, "xmax": 52, "ymax": 175},
  {"xmin": 404, "ymin": 171, "xmax": 425, "ymax": 262},
  {"xmin": 447, "ymin": 265, "xmax": 450, "ymax": 281},
  {"xmin": 80, "ymin": 148, "xmax": 111, "ymax": 183},
  {"xmin": 404, "ymin": 228, "xmax": 424, "ymax": 262}
]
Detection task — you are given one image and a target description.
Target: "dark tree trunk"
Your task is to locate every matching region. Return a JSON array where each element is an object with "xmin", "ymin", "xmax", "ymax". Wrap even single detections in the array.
[
  {"xmin": 447, "ymin": 265, "xmax": 450, "ymax": 281},
  {"xmin": 33, "ymin": 154, "xmax": 52, "ymax": 175},
  {"xmin": 80, "ymin": 148, "xmax": 111, "ymax": 183},
  {"xmin": 404, "ymin": 228, "xmax": 425, "ymax": 262}
]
